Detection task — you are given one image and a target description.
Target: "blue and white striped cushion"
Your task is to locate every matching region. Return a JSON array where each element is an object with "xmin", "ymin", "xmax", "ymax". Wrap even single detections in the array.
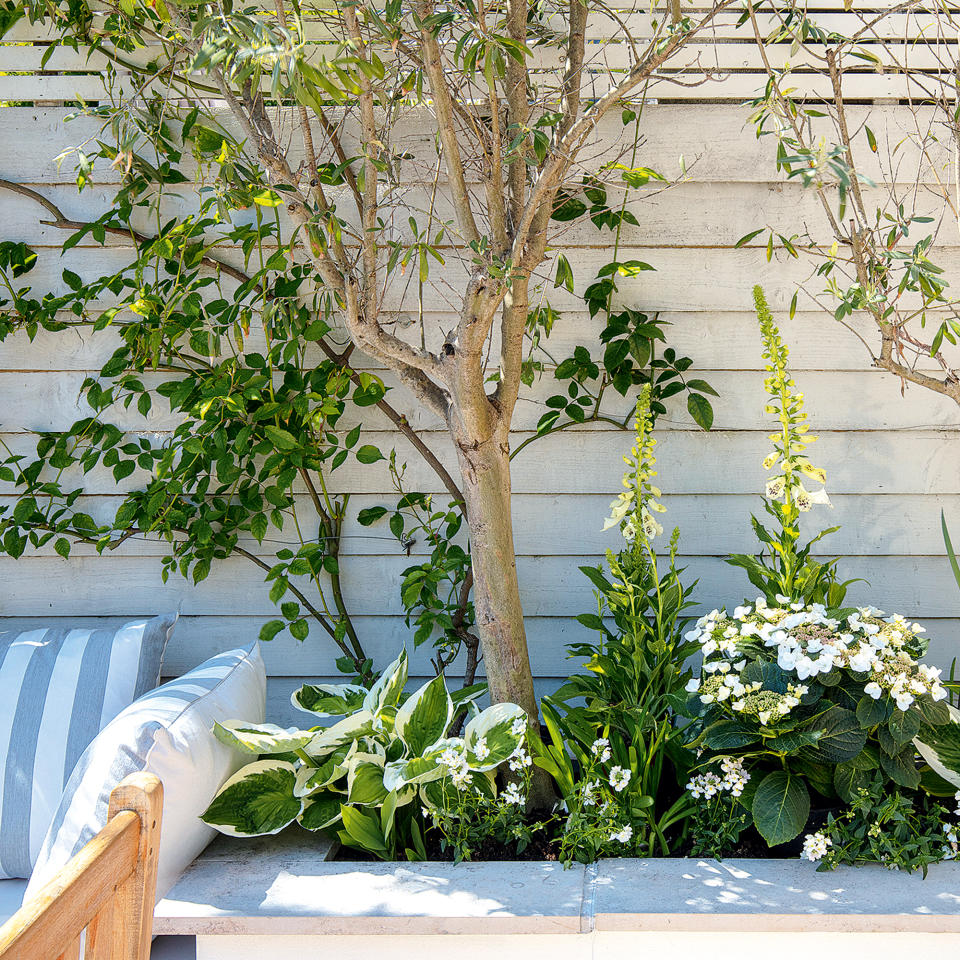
[
  {"xmin": 0, "ymin": 615, "xmax": 176, "ymax": 878},
  {"xmin": 27, "ymin": 644, "xmax": 266, "ymax": 900}
]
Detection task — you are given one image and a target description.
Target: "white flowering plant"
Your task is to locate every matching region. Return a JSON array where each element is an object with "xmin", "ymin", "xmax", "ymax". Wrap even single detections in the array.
[
  {"xmin": 200, "ymin": 650, "xmax": 529, "ymax": 860},
  {"xmin": 684, "ymin": 598, "xmax": 960, "ymax": 850},
  {"xmin": 800, "ymin": 784, "xmax": 960, "ymax": 874},
  {"xmin": 535, "ymin": 386, "xmax": 699, "ymax": 858},
  {"xmin": 427, "ymin": 735, "xmax": 553, "ymax": 861}
]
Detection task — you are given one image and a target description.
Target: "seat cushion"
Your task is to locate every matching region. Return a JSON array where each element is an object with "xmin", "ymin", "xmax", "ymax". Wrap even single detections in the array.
[
  {"xmin": 27, "ymin": 644, "xmax": 266, "ymax": 901},
  {"xmin": 0, "ymin": 615, "xmax": 176, "ymax": 878},
  {"xmin": 0, "ymin": 878, "xmax": 27, "ymax": 926}
]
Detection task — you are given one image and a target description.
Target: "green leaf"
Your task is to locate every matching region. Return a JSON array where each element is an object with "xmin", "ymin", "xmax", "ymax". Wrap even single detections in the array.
[
  {"xmin": 264, "ymin": 425, "xmax": 298, "ymax": 451},
  {"xmin": 347, "ymin": 758, "xmax": 389, "ymax": 806},
  {"xmin": 355, "ymin": 445, "xmax": 384, "ymax": 464},
  {"xmin": 915, "ymin": 707, "xmax": 960, "ymax": 788},
  {"xmin": 357, "ymin": 506, "xmax": 389, "ymax": 526},
  {"xmin": 687, "ymin": 393, "xmax": 714, "ymax": 430},
  {"xmin": 463, "ymin": 702, "xmax": 526, "ymax": 770},
  {"xmin": 735, "ymin": 228, "xmax": 765, "ymax": 248},
  {"xmin": 54, "ymin": 537, "xmax": 71, "ymax": 559},
  {"xmin": 259, "ymin": 619, "xmax": 285, "ymax": 643},
  {"xmin": 362, "ymin": 650, "xmax": 408, "ymax": 714},
  {"xmin": 751, "ymin": 771, "xmax": 810, "ymax": 846},
  {"xmin": 855, "ymin": 695, "xmax": 892, "ymax": 729},
  {"xmin": 293, "ymin": 682, "xmax": 367, "ymax": 717},
  {"xmin": 394, "ymin": 674, "xmax": 453, "ymax": 756},
  {"xmin": 703, "ymin": 719, "xmax": 759, "ymax": 750},
  {"xmin": 298, "ymin": 792, "xmax": 343, "ymax": 831},
  {"xmin": 339, "ymin": 804, "xmax": 388, "ymax": 854},
  {"xmin": 201, "ymin": 760, "xmax": 302, "ymax": 837},
  {"xmin": 809, "ymin": 705, "xmax": 866, "ymax": 763},
  {"xmin": 213, "ymin": 720, "xmax": 314, "ymax": 755},
  {"xmin": 834, "ymin": 758, "xmax": 874, "ymax": 803},
  {"xmin": 880, "ymin": 745, "xmax": 921, "ymax": 789},
  {"xmin": 886, "ymin": 708, "xmax": 921, "ymax": 745}
]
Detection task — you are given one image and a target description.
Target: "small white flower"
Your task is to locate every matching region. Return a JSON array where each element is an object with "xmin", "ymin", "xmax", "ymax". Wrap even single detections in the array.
[
  {"xmin": 502, "ymin": 782, "xmax": 524, "ymax": 806},
  {"xmin": 473, "ymin": 737, "xmax": 490, "ymax": 761},
  {"xmin": 801, "ymin": 832, "xmax": 832, "ymax": 862},
  {"xmin": 510, "ymin": 716, "xmax": 527, "ymax": 737},
  {"xmin": 894, "ymin": 691, "xmax": 915, "ymax": 711},
  {"xmin": 609, "ymin": 766, "xmax": 631, "ymax": 792},
  {"xmin": 685, "ymin": 677, "xmax": 701, "ymax": 693},
  {"xmin": 864, "ymin": 682, "xmax": 883, "ymax": 700},
  {"xmin": 610, "ymin": 825, "xmax": 633, "ymax": 844},
  {"xmin": 592, "ymin": 738, "xmax": 612, "ymax": 763}
]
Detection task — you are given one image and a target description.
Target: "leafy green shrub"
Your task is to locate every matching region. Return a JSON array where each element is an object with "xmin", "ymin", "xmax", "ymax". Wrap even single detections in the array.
[
  {"xmin": 534, "ymin": 385, "xmax": 698, "ymax": 860},
  {"xmin": 201, "ymin": 650, "xmax": 526, "ymax": 860}
]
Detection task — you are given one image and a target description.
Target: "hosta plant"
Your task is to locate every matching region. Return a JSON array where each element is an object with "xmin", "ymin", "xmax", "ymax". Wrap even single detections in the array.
[{"xmin": 201, "ymin": 651, "xmax": 526, "ymax": 860}]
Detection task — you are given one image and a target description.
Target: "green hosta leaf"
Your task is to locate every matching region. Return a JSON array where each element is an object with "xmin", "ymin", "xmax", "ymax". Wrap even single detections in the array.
[
  {"xmin": 294, "ymin": 742, "xmax": 356, "ymax": 797},
  {"xmin": 363, "ymin": 650, "xmax": 408, "ymax": 714},
  {"xmin": 382, "ymin": 755, "xmax": 446, "ymax": 791},
  {"xmin": 463, "ymin": 702, "xmax": 526, "ymax": 771},
  {"xmin": 880, "ymin": 745, "xmax": 921, "ymax": 790},
  {"xmin": 201, "ymin": 760, "xmax": 301, "ymax": 837},
  {"xmin": 809, "ymin": 706, "xmax": 866, "ymax": 763},
  {"xmin": 887, "ymin": 708, "xmax": 921, "ymax": 745},
  {"xmin": 751, "ymin": 771, "xmax": 810, "ymax": 846},
  {"xmin": 213, "ymin": 721, "xmax": 314, "ymax": 755},
  {"xmin": 394, "ymin": 674, "xmax": 453, "ymax": 756},
  {"xmin": 703, "ymin": 719, "xmax": 759, "ymax": 750},
  {"xmin": 293, "ymin": 682, "xmax": 367, "ymax": 717},
  {"xmin": 306, "ymin": 710, "xmax": 376, "ymax": 757},
  {"xmin": 298, "ymin": 792, "xmax": 343, "ymax": 831},
  {"xmin": 347, "ymin": 757, "xmax": 389, "ymax": 806},
  {"xmin": 915, "ymin": 705, "xmax": 960, "ymax": 788},
  {"xmin": 339, "ymin": 805, "xmax": 388, "ymax": 855}
]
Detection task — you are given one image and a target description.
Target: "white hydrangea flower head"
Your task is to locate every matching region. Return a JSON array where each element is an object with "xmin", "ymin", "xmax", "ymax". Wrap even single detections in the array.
[{"xmin": 801, "ymin": 832, "xmax": 832, "ymax": 862}]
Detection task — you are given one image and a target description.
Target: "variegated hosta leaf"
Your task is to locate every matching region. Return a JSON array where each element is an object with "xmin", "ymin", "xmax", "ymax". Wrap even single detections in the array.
[
  {"xmin": 306, "ymin": 709, "xmax": 376, "ymax": 757},
  {"xmin": 213, "ymin": 721, "xmax": 315, "ymax": 756},
  {"xmin": 420, "ymin": 769, "xmax": 496, "ymax": 810},
  {"xmin": 294, "ymin": 742, "xmax": 356, "ymax": 798},
  {"xmin": 363, "ymin": 649, "xmax": 408, "ymax": 715},
  {"xmin": 915, "ymin": 704, "xmax": 960, "ymax": 788},
  {"xmin": 292, "ymin": 682, "xmax": 367, "ymax": 718},
  {"xmin": 464, "ymin": 702, "xmax": 527, "ymax": 771},
  {"xmin": 346, "ymin": 754, "xmax": 389, "ymax": 806},
  {"xmin": 298, "ymin": 792, "xmax": 343, "ymax": 832},
  {"xmin": 394, "ymin": 674, "xmax": 452, "ymax": 756},
  {"xmin": 382, "ymin": 755, "xmax": 446, "ymax": 792},
  {"xmin": 201, "ymin": 760, "xmax": 302, "ymax": 837}
]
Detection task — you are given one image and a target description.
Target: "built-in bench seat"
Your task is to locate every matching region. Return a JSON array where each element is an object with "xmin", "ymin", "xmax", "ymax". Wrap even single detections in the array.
[{"xmin": 149, "ymin": 831, "xmax": 960, "ymax": 960}]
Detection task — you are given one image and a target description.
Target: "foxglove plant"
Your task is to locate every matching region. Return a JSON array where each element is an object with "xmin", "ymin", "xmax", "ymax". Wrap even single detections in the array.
[
  {"xmin": 535, "ymin": 385, "xmax": 698, "ymax": 858},
  {"xmin": 727, "ymin": 286, "xmax": 853, "ymax": 606}
]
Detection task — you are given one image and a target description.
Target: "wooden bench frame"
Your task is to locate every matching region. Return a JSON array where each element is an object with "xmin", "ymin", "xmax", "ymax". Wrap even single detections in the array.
[{"xmin": 0, "ymin": 773, "xmax": 162, "ymax": 960}]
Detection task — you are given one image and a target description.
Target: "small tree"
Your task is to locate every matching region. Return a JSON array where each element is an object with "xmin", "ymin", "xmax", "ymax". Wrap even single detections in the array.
[{"xmin": 1, "ymin": 0, "xmax": 734, "ymax": 740}]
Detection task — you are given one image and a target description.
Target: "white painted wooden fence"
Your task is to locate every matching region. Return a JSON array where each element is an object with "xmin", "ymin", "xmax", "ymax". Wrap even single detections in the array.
[{"xmin": 2, "ymin": 5, "xmax": 960, "ymax": 719}]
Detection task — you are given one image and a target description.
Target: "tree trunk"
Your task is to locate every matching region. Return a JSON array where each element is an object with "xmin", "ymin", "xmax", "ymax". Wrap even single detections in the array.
[{"xmin": 451, "ymin": 420, "xmax": 538, "ymax": 721}]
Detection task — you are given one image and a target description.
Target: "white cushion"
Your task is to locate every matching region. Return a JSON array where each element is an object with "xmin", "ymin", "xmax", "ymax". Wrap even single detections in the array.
[
  {"xmin": 0, "ymin": 615, "xmax": 176, "ymax": 878},
  {"xmin": 26, "ymin": 644, "xmax": 266, "ymax": 901}
]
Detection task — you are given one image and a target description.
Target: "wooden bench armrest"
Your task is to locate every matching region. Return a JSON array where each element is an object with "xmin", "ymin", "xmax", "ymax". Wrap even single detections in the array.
[{"xmin": 0, "ymin": 772, "xmax": 163, "ymax": 960}]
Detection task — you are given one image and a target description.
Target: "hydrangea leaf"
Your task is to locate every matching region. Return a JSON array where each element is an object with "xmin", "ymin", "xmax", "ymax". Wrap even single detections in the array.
[
  {"xmin": 808, "ymin": 706, "xmax": 866, "ymax": 763},
  {"xmin": 751, "ymin": 770, "xmax": 809, "ymax": 846}
]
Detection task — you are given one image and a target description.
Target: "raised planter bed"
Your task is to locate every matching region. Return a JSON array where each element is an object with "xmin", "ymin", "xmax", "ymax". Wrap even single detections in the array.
[{"xmin": 152, "ymin": 830, "xmax": 960, "ymax": 960}]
